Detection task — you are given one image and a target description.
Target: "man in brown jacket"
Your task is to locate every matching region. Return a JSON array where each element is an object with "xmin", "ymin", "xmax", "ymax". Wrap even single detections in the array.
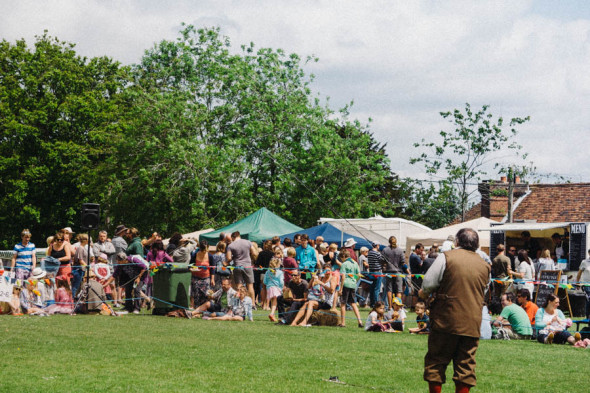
[{"xmin": 419, "ymin": 228, "xmax": 491, "ymax": 393}]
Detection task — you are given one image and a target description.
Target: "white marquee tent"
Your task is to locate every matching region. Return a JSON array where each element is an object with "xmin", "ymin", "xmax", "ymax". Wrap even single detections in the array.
[
  {"xmin": 318, "ymin": 216, "xmax": 431, "ymax": 249},
  {"xmin": 405, "ymin": 217, "xmax": 496, "ymax": 256},
  {"xmin": 162, "ymin": 228, "xmax": 214, "ymax": 246}
]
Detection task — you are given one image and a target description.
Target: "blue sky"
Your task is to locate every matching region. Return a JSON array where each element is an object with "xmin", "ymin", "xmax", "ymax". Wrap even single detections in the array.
[{"xmin": 2, "ymin": 0, "xmax": 590, "ymax": 188}]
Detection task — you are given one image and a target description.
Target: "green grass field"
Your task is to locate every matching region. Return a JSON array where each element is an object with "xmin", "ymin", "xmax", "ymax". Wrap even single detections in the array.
[{"xmin": 0, "ymin": 310, "xmax": 587, "ymax": 393}]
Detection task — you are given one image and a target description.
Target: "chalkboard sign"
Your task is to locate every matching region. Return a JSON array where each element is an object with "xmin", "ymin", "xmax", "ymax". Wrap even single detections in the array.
[
  {"xmin": 569, "ymin": 222, "xmax": 587, "ymax": 271},
  {"xmin": 535, "ymin": 270, "xmax": 561, "ymax": 308},
  {"xmin": 489, "ymin": 230, "xmax": 505, "ymax": 260}
]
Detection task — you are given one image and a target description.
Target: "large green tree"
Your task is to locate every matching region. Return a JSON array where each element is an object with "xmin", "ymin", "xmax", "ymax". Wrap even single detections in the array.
[
  {"xmin": 410, "ymin": 103, "xmax": 530, "ymax": 223},
  {"xmin": 0, "ymin": 33, "xmax": 126, "ymax": 247},
  {"xmin": 393, "ymin": 179, "xmax": 461, "ymax": 229},
  {"xmin": 95, "ymin": 26, "xmax": 398, "ymax": 232}
]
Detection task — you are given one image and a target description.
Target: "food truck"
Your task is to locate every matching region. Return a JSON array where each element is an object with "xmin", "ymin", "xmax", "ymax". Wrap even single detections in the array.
[
  {"xmin": 482, "ymin": 221, "xmax": 589, "ymax": 272},
  {"xmin": 481, "ymin": 221, "xmax": 589, "ymax": 317}
]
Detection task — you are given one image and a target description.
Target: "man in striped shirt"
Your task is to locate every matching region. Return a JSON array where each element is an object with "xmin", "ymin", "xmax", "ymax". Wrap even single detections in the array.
[
  {"xmin": 11, "ymin": 229, "xmax": 37, "ymax": 280},
  {"xmin": 367, "ymin": 242, "xmax": 384, "ymax": 307}
]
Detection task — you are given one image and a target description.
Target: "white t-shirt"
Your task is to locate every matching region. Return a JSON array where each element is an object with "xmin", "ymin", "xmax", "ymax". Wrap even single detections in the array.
[
  {"xmin": 538, "ymin": 258, "xmax": 555, "ymax": 273},
  {"xmin": 385, "ymin": 308, "xmax": 407, "ymax": 323},
  {"xmin": 542, "ymin": 309, "xmax": 565, "ymax": 332},
  {"xmin": 365, "ymin": 311, "xmax": 380, "ymax": 330},
  {"xmin": 440, "ymin": 240, "xmax": 454, "ymax": 252},
  {"xmin": 579, "ymin": 259, "xmax": 590, "ymax": 283},
  {"xmin": 518, "ymin": 262, "xmax": 535, "ymax": 293}
]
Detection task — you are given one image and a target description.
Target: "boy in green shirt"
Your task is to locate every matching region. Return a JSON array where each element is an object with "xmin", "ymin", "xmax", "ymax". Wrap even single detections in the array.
[{"xmin": 338, "ymin": 249, "xmax": 364, "ymax": 328}]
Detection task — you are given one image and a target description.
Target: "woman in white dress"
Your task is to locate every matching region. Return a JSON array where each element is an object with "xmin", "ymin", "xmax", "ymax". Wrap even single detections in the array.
[{"xmin": 513, "ymin": 249, "xmax": 535, "ymax": 295}]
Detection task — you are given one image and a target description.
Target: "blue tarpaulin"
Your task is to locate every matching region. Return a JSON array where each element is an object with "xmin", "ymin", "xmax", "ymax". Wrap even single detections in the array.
[{"xmin": 279, "ymin": 222, "xmax": 372, "ymax": 250}]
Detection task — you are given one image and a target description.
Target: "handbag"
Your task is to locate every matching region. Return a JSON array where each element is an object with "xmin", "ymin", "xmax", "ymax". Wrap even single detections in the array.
[{"xmin": 282, "ymin": 287, "xmax": 293, "ymax": 301}]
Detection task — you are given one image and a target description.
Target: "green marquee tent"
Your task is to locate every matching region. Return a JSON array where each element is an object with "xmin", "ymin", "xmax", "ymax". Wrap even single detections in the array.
[{"xmin": 199, "ymin": 207, "xmax": 303, "ymax": 245}]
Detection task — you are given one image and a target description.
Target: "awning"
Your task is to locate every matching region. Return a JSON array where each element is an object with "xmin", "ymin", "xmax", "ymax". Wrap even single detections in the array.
[{"xmin": 478, "ymin": 222, "xmax": 571, "ymax": 231}]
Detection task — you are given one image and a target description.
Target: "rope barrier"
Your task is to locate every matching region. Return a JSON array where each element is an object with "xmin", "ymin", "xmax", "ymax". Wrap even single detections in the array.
[{"xmin": 8, "ymin": 290, "xmax": 590, "ymax": 335}]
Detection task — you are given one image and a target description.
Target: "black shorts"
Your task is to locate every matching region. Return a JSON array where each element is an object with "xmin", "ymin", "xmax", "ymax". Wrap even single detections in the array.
[
  {"xmin": 318, "ymin": 301, "xmax": 332, "ymax": 310},
  {"xmin": 341, "ymin": 287, "xmax": 357, "ymax": 305}
]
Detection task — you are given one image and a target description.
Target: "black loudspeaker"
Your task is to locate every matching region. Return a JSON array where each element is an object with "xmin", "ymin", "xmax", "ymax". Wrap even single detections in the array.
[{"xmin": 81, "ymin": 203, "xmax": 100, "ymax": 230}]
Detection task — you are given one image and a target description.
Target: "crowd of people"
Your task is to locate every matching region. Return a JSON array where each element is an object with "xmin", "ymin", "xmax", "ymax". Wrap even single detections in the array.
[
  {"xmin": 2, "ymin": 226, "xmax": 589, "ymax": 346},
  {"xmin": 6, "ymin": 225, "xmax": 589, "ymax": 393}
]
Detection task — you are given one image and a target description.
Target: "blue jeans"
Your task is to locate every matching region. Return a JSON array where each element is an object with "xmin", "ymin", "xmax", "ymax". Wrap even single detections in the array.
[
  {"xmin": 369, "ymin": 273, "xmax": 383, "ymax": 307},
  {"xmin": 71, "ymin": 266, "xmax": 85, "ymax": 298}
]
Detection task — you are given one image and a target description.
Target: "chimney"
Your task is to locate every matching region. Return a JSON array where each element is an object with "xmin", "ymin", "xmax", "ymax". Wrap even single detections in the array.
[{"xmin": 478, "ymin": 177, "xmax": 529, "ymax": 221}]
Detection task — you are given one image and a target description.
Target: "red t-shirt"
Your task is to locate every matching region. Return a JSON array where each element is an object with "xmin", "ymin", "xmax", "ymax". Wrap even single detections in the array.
[
  {"xmin": 282, "ymin": 257, "xmax": 298, "ymax": 284},
  {"xmin": 193, "ymin": 252, "xmax": 210, "ymax": 279}
]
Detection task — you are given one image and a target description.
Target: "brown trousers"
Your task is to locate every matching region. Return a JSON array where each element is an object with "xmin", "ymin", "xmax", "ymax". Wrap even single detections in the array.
[{"xmin": 423, "ymin": 330, "xmax": 479, "ymax": 387}]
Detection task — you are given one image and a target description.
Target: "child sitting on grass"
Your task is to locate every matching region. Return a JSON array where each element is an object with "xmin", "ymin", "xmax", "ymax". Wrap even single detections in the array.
[
  {"xmin": 385, "ymin": 296, "xmax": 406, "ymax": 332},
  {"xmin": 19, "ymin": 280, "xmax": 46, "ymax": 315},
  {"xmin": 205, "ymin": 286, "xmax": 252, "ymax": 321},
  {"xmin": 409, "ymin": 301, "xmax": 430, "ymax": 334},
  {"xmin": 264, "ymin": 257, "xmax": 284, "ymax": 322},
  {"xmin": 46, "ymin": 277, "xmax": 74, "ymax": 314},
  {"xmin": 365, "ymin": 301, "xmax": 394, "ymax": 332}
]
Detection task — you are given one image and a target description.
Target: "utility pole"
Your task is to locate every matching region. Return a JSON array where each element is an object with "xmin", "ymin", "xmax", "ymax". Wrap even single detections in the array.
[{"xmin": 507, "ymin": 167, "xmax": 514, "ymax": 223}]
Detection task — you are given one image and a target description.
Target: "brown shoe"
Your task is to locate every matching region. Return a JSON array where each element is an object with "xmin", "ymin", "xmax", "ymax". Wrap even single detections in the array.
[{"xmin": 545, "ymin": 332, "xmax": 554, "ymax": 344}]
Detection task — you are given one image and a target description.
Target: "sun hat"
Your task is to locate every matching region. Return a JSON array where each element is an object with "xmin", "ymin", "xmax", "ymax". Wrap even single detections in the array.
[
  {"xmin": 392, "ymin": 297, "xmax": 403, "ymax": 307},
  {"xmin": 62, "ymin": 227, "xmax": 74, "ymax": 234},
  {"xmin": 344, "ymin": 238, "xmax": 357, "ymax": 248},
  {"xmin": 32, "ymin": 267, "xmax": 46, "ymax": 280},
  {"xmin": 115, "ymin": 225, "xmax": 128, "ymax": 236},
  {"xmin": 94, "ymin": 263, "xmax": 111, "ymax": 280},
  {"xmin": 98, "ymin": 253, "xmax": 108, "ymax": 261}
]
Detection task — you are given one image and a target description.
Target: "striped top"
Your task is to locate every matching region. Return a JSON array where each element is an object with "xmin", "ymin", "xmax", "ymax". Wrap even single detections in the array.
[
  {"xmin": 13, "ymin": 242, "xmax": 36, "ymax": 271},
  {"xmin": 367, "ymin": 249, "xmax": 383, "ymax": 272}
]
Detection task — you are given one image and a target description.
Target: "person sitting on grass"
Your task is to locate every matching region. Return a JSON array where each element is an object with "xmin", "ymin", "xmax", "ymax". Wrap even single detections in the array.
[
  {"xmin": 19, "ymin": 280, "xmax": 46, "ymax": 316},
  {"xmin": 365, "ymin": 301, "xmax": 393, "ymax": 332},
  {"xmin": 409, "ymin": 301, "xmax": 430, "ymax": 334},
  {"xmin": 516, "ymin": 288, "xmax": 538, "ymax": 327},
  {"xmin": 45, "ymin": 276, "xmax": 74, "ymax": 314},
  {"xmin": 264, "ymin": 257, "xmax": 284, "ymax": 322},
  {"xmin": 492, "ymin": 292, "xmax": 532, "ymax": 340},
  {"xmin": 290, "ymin": 269, "xmax": 336, "ymax": 327},
  {"xmin": 338, "ymin": 249, "xmax": 364, "ymax": 328},
  {"xmin": 191, "ymin": 278, "xmax": 237, "ymax": 318},
  {"xmin": 1, "ymin": 286, "xmax": 22, "ymax": 315},
  {"xmin": 277, "ymin": 270, "xmax": 308, "ymax": 325},
  {"xmin": 204, "ymin": 285, "xmax": 252, "ymax": 321},
  {"xmin": 535, "ymin": 294, "xmax": 581, "ymax": 345},
  {"xmin": 385, "ymin": 297, "xmax": 406, "ymax": 332}
]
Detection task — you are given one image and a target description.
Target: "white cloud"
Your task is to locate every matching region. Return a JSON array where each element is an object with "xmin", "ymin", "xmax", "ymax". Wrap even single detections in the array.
[{"xmin": 1, "ymin": 0, "xmax": 589, "ymax": 181}]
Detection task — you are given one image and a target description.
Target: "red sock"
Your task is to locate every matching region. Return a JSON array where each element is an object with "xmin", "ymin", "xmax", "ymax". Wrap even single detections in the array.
[
  {"xmin": 429, "ymin": 382, "xmax": 442, "ymax": 393},
  {"xmin": 455, "ymin": 383, "xmax": 470, "ymax": 393}
]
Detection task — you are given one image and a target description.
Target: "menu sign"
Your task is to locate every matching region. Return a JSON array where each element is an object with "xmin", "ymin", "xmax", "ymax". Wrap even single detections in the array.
[
  {"xmin": 489, "ymin": 230, "xmax": 505, "ymax": 260},
  {"xmin": 569, "ymin": 223, "xmax": 587, "ymax": 271},
  {"xmin": 535, "ymin": 270, "xmax": 561, "ymax": 308}
]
